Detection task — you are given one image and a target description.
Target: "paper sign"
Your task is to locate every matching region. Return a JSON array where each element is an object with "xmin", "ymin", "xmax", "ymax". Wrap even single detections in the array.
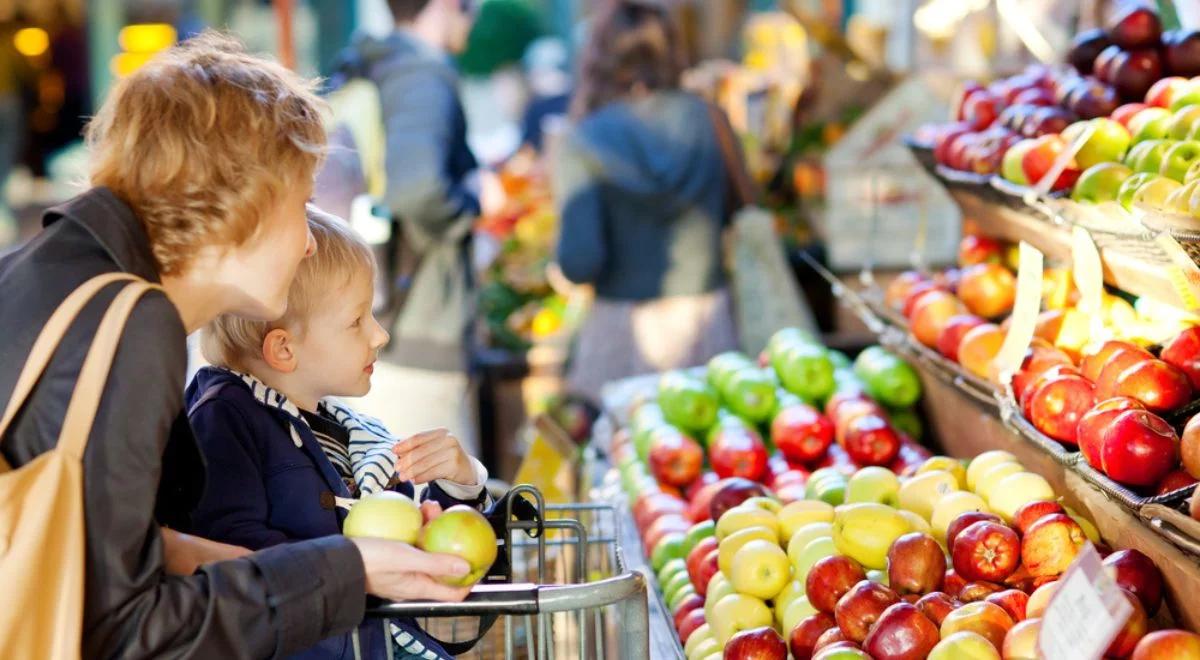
[
  {"xmin": 993, "ymin": 242, "xmax": 1045, "ymax": 384},
  {"xmin": 1038, "ymin": 544, "xmax": 1134, "ymax": 660},
  {"xmin": 1071, "ymin": 226, "xmax": 1105, "ymax": 340}
]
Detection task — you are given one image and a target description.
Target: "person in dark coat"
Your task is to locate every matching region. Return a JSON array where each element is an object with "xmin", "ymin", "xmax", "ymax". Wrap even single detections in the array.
[
  {"xmin": 555, "ymin": 0, "xmax": 740, "ymax": 401},
  {"xmin": 0, "ymin": 32, "xmax": 471, "ymax": 659}
]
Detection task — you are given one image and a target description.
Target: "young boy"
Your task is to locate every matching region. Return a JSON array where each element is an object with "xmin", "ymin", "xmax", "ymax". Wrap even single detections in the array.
[{"xmin": 187, "ymin": 206, "xmax": 489, "ymax": 660}]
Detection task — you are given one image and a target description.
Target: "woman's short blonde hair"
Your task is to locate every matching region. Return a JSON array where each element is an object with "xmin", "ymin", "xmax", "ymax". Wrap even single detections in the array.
[
  {"xmin": 86, "ymin": 30, "xmax": 327, "ymax": 275},
  {"xmin": 201, "ymin": 206, "xmax": 376, "ymax": 371}
]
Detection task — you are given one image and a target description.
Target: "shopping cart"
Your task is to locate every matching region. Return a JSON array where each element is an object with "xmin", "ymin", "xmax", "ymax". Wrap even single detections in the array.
[{"xmin": 361, "ymin": 484, "xmax": 651, "ymax": 659}]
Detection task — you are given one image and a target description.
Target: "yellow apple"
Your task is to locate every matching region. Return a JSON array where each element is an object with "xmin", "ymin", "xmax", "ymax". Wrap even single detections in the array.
[
  {"xmin": 918, "ymin": 456, "xmax": 968, "ymax": 489},
  {"xmin": 710, "ymin": 593, "xmax": 773, "ymax": 644},
  {"xmin": 716, "ymin": 505, "xmax": 780, "ymax": 542},
  {"xmin": 931, "ymin": 491, "xmax": 991, "ymax": 543},
  {"xmin": 1064, "ymin": 506, "xmax": 1101, "ymax": 544},
  {"xmin": 683, "ymin": 623, "xmax": 713, "ymax": 657},
  {"xmin": 792, "ymin": 535, "xmax": 838, "ymax": 584},
  {"xmin": 705, "ymin": 572, "xmax": 734, "ymax": 621},
  {"xmin": 832, "ymin": 502, "xmax": 912, "ymax": 569},
  {"xmin": 966, "ymin": 450, "xmax": 1018, "ymax": 492},
  {"xmin": 742, "ymin": 496, "xmax": 782, "ymax": 513},
  {"xmin": 773, "ymin": 579, "xmax": 806, "ymax": 625},
  {"xmin": 974, "ymin": 461, "xmax": 1024, "ymax": 504},
  {"xmin": 718, "ymin": 526, "xmax": 778, "ymax": 575},
  {"xmin": 898, "ymin": 509, "xmax": 932, "ymax": 536},
  {"xmin": 343, "ymin": 491, "xmax": 422, "ymax": 543},
  {"xmin": 687, "ymin": 636, "xmax": 720, "ymax": 660},
  {"xmin": 777, "ymin": 500, "xmax": 835, "ymax": 541},
  {"xmin": 781, "ymin": 595, "xmax": 819, "ymax": 636},
  {"xmin": 898, "ymin": 469, "xmax": 960, "ymax": 520},
  {"xmin": 845, "ymin": 466, "xmax": 902, "ymax": 506},
  {"xmin": 729, "ymin": 539, "xmax": 791, "ymax": 600},
  {"xmin": 787, "ymin": 522, "xmax": 834, "ymax": 567},
  {"xmin": 988, "ymin": 472, "xmax": 1055, "ymax": 522},
  {"xmin": 929, "ymin": 631, "xmax": 1002, "ymax": 660}
]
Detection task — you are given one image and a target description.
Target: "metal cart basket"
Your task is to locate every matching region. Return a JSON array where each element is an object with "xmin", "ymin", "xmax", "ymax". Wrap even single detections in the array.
[{"xmin": 362, "ymin": 485, "xmax": 650, "ymax": 659}]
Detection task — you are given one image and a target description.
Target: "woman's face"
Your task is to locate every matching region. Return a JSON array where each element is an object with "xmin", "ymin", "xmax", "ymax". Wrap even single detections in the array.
[{"xmin": 216, "ymin": 183, "xmax": 316, "ymax": 322}]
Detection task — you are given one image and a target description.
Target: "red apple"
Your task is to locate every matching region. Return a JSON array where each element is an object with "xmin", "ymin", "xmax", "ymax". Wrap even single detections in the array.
[
  {"xmin": 674, "ymin": 592, "xmax": 705, "ymax": 627},
  {"xmin": 1021, "ymin": 134, "xmax": 1080, "ymax": 191},
  {"xmin": 943, "ymin": 569, "xmax": 967, "ymax": 599},
  {"xmin": 687, "ymin": 479, "xmax": 725, "ymax": 522},
  {"xmin": 911, "ymin": 290, "xmax": 967, "ymax": 348},
  {"xmin": 684, "ymin": 471, "xmax": 719, "ymax": 501},
  {"xmin": 1078, "ymin": 397, "xmax": 1146, "ymax": 469},
  {"xmin": 1101, "ymin": 409, "xmax": 1179, "ymax": 487},
  {"xmin": 725, "ymin": 626, "xmax": 788, "ymax": 660},
  {"xmin": 1113, "ymin": 102, "xmax": 1150, "ymax": 128},
  {"xmin": 1165, "ymin": 29, "xmax": 1200, "ymax": 78},
  {"xmin": 1103, "ymin": 549, "xmax": 1163, "ymax": 616},
  {"xmin": 937, "ymin": 314, "xmax": 988, "ymax": 361},
  {"xmin": 840, "ymin": 414, "xmax": 901, "ymax": 467},
  {"xmin": 1183, "ymin": 414, "xmax": 1200, "ymax": 479},
  {"xmin": 885, "ymin": 271, "xmax": 931, "ymax": 310},
  {"xmin": 1011, "ymin": 500, "xmax": 1067, "ymax": 535},
  {"xmin": 940, "ymin": 601, "xmax": 1015, "ymax": 650},
  {"xmin": 1114, "ymin": 359, "xmax": 1193, "ymax": 414},
  {"xmin": 1108, "ymin": 3, "xmax": 1162, "ymax": 50},
  {"xmin": 1146, "ymin": 76, "xmax": 1188, "ymax": 108},
  {"xmin": 887, "ymin": 532, "xmax": 946, "ymax": 596},
  {"xmin": 1012, "ymin": 342, "xmax": 1075, "ymax": 404},
  {"xmin": 1020, "ymin": 513, "xmax": 1087, "ymax": 577},
  {"xmin": 1111, "ymin": 48, "xmax": 1163, "ymax": 101},
  {"xmin": 648, "ymin": 429, "xmax": 704, "ymax": 487},
  {"xmin": 834, "ymin": 580, "xmax": 901, "ymax": 643},
  {"xmin": 1021, "ymin": 364, "xmax": 1083, "ymax": 420},
  {"xmin": 1107, "ymin": 588, "xmax": 1150, "ymax": 658},
  {"xmin": 773, "ymin": 403, "xmax": 835, "ymax": 465},
  {"xmin": 958, "ymin": 581, "xmax": 1004, "ymax": 603},
  {"xmin": 677, "ymin": 607, "xmax": 706, "ymax": 645},
  {"xmin": 814, "ymin": 627, "xmax": 850, "ymax": 652},
  {"xmin": 962, "ymin": 91, "xmax": 1000, "ymax": 130},
  {"xmin": 903, "ymin": 284, "xmax": 949, "ymax": 320},
  {"xmin": 915, "ymin": 592, "xmax": 958, "ymax": 626},
  {"xmin": 708, "ymin": 478, "xmax": 771, "ymax": 522},
  {"xmin": 1132, "ymin": 629, "xmax": 1200, "ymax": 659},
  {"xmin": 687, "ymin": 538, "xmax": 720, "ymax": 594},
  {"xmin": 958, "ymin": 263, "xmax": 1017, "ymax": 319},
  {"xmin": 1157, "ymin": 469, "xmax": 1197, "ymax": 495},
  {"xmin": 1027, "ymin": 374, "xmax": 1095, "ymax": 444},
  {"xmin": 1162, "ymin": 326, "xmax": 1200, "ymax": 390},
  {"xmin": 952, "ymin": 521, "xmax": 1021, "ymax": 583},
  {"xmin": 958, "ymin": 235, "xmax": 1005, "ymax": 267},
  {"xmin": 643, "ymin": 515, "xmax": 691, "ymax": 552},
  {"xmin": 1082, "ymin": 340, "xmax": 1152, "ymax": 384},
  {"xmin": 862, "ymin": 602, "xmax": 941, "ymax": 660},
  {"xmin": 985, "ymin": 589, "xmax": 1029, "ymax": 623},
  {"xmin": 708, "ymin": 425, "xmax": 769, "ymax": 482},
  {"xmin": 1094, "ymin": 347, "xmax": 1156, "ymax": 400},
  {"xmin": 633, "ymin": 492, "xmax": 687, "ymax": 531},
  {"xmin": 790, "ymin": 612, "xmax": 837, "ymax": 660},
  {"xmin": 946, "ymin": 511, "xmax": 1004, "ymax": 550},
  {"xmin": 807, "ymin": 555, "xmax": 868, "ymax": 614}
]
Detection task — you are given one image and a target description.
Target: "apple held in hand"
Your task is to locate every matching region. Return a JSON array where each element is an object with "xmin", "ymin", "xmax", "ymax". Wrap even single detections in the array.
[
  {"xmin": 418, "ymin": 505, "xmax": 498, "ymax": 586},
  {"xmin": 725, "ymin": 626, "xmax": 788, "ymax": 660},
  {"xmin": 343, "ymin": 491, "xmax": 423, "ymax": 543},
  {"xmin": 1101, "ymin": 409, "xmax": 1179, "ymax": 487}
]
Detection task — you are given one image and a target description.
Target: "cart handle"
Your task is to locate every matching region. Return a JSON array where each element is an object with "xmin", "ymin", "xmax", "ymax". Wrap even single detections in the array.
[{"xmin": 364, "ymin": 572, "xmax": 647, "ymax": 618}]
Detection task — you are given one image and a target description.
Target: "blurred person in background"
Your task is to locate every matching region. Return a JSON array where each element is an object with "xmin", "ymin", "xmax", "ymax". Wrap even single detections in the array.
[
  {"xmin": 555, "ymin": 0, "xmax": 740, "ymax": 402},
  {"xmin": 0, "ymin": 19, "xmax": 24, "ymax": 244},
  {"xmin": 519, "ymin": 36, "xmax": 572, "ymax": 153},
  {"xmin": 330, "ymin": 0, "xmax": 505, "ymax": 455}
]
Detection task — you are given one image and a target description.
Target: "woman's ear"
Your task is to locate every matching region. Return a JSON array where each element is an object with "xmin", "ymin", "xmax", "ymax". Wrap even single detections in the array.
[{"xmin": 261, "ymin": 328, "xmax": 297, "ymax": 373}]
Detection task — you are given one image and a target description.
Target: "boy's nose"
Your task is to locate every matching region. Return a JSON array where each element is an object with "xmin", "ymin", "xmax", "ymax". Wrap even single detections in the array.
[{"xmin": 370, "ymin": 316, "xmax": 390, "ymax": 348}]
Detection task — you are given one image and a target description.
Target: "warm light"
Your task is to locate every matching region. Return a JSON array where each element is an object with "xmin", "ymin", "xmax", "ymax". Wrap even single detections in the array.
[
  {"xmin": 13, "ymin": 27, "xmax": 49, "ymax": 58},
  {"xmin": 110, "ymin": 52, "xmax": 152, "ymax": 78},
  {"xmin": 118, "ymin": 23, "xmax": 176, "ymax": 54}
]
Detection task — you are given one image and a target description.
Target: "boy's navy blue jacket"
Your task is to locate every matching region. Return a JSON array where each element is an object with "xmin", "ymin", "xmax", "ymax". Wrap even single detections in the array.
[{"xmin": 184, "ymin": 367, "xmax": 487, "ymax": 660}]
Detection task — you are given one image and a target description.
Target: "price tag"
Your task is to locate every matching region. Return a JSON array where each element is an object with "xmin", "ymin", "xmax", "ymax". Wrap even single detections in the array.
[
  {"xmin": 1038, "ymin": 544, "xmax": 1134, "ymax": 660},
  {"xmin": 1071, "ymin": 226, "xmax": 1105, "ymax": 340},
  {"xmin": 993, "ymin": 242, "xmax": 1044, "ymax": 385},
  {"xmin": 1154, "ymin": 234, "xmax": 1200, "ymax": 311}
]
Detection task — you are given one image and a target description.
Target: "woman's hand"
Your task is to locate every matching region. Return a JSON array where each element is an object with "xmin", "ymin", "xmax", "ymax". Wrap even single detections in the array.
[
  {"xmin": 392, "ymin": 428, "xmax": 476, "ymax": 485},
  {"xmin": 161, "ymin": 527, "xmax": 253, "ymax": 576},
  {"xmin": 352, "ymin": 538, "xmax": 472, "ymax": 602}
]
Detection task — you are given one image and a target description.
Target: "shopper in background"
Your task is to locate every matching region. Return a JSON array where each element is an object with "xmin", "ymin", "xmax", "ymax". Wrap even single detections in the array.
[
  {"xmin": 0, "ymin": 33, "xmax": 471, "ymax": 658},
  {"xmin": 555, "ymin": 0, "xmax": 739, "ymax": 402},
  {"xmin": 334, "ymin": 0, "xmax": 503, "ymax": 454},
  {"xmin": 519, "ymin": 37, "xmax": 572, "ymax": 153}
]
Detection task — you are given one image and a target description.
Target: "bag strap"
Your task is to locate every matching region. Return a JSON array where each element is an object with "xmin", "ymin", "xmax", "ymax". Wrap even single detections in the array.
[
  {"xmin": 0, "ymin": 272, "xmax": 139, "ymax": 443},
  {"xmin": 706, "ymin": 102, "xmax": 759, "ymax": 211},
  {"xmin": 58, "ymin": 281, "xmax": 161, "ymax": 460}
]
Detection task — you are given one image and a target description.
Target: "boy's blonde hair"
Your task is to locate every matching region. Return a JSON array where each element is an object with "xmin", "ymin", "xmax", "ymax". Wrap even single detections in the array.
[
  {"xmin": 85, "ymin": 31, "xmax": 326, "ymax": 275},
  {"xmin": 201, "ymin": 206, "xmax": 376, "ymax": 371}
]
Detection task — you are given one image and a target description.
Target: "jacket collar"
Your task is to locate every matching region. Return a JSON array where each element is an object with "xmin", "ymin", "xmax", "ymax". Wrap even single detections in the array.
[{"xmin": 42, "ymin": 187, "xmax": 162, "ymax": 283}]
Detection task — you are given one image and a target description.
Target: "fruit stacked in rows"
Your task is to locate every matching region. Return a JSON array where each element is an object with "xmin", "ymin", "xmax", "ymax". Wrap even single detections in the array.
[{"xmin": 647, "ymin": 444, "xmax": 1193, "ymax": 660}]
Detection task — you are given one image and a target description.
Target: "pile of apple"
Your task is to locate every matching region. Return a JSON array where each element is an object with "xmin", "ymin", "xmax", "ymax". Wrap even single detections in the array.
[{"xmin": 651, "ymin": 443, "xmax": 1200, "ymax": 660}]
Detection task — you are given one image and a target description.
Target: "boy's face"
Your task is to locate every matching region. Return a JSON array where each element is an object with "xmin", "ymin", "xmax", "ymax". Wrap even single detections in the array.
[{"xmin": 289, "ymin": 272, "xmax": 389, "ymax": 403}]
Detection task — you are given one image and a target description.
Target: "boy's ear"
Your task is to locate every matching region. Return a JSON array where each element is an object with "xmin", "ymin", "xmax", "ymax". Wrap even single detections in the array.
[{"xmin": 261, "ymin": 328, "xmax": 297, "ymax": 373}]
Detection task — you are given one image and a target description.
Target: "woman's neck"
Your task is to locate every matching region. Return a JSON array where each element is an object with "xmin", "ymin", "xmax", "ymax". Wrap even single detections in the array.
[{"xmin": 160, "ymin": 272, "xmax": 230, "ymax": 334}]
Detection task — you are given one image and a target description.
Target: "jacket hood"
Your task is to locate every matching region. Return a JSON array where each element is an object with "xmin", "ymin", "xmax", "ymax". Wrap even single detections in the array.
[{"xmin": 571, "ymin": 91, "xmax": 721, "ymax": 210}]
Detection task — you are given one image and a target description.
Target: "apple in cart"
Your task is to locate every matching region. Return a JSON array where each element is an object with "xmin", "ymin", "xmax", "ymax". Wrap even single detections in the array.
[
  {"xmin": 1072, "ymin": 162, "xmax": 1134, "ymax": 203},
  {"xmin": 1082, "ymin": 340, "xmax": 1152, "ymax": 383},
  {"xmin": 342, "ymin": 491, "xmax": 423, "ymax": 544},
  {"xmin": 1093, "ymin": 345, "xmax": 1156, "ymax": 400},
  {"xmin": 1183, "ymin": 414, "xmax": 1200, "ymax": 479},
  {"xmin": 418, "ymin": 505, "xmax": 498, "ymax": 586},
  {"xmin": 957, "ymin": 323, "xmax": 1006, "ymax": 381},
  {"xmin": 958, "ymin": 264, "xmax": 1017, "ymax": 320},
  {"xmin": 1101, "ymin": 409, "xmax": 1179, "ymax": 487},
  {"xmin": 1103, "ymin": 549, "xmax": 1164, "ymax": 615},
  {"xmin": 938, "ymin": 314, "xmax": 987, "ymax": 360},
  {"xmin": 910, "ymin": 290, "xmax": 966, "ymax": 349},
  {"xmin": 1156, "ymin": 469, "xmax": 1196, "ymax": 494}
]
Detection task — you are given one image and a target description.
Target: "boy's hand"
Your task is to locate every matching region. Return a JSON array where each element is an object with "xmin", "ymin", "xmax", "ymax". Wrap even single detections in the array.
[{"xmin": 392, "ymin": 428, "xmax": 476, "ymax": 485}]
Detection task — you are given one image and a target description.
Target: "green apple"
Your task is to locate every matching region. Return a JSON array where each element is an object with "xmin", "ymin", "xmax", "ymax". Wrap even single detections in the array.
[
  {"xmin": 722, "ymin": 368, "xmax": 778, "ymax": 424},
  {"xmin": 684, "ymin": 624, "xmax": 713, "ymax": 657},
  {"xmin": 1128, "ymin": 107, "xmax": 1172, "ymax": 142},
  {"xmin": 657, "ymin": 558, "xmax": 687, "ymax": 586},
  {"xmin": 1161, "ymin": 141, "xmax": 1200, "ymax": 181},
  {"xmin": 1002, "ymin": 139, "xmax": 1037, "ymax": 184},
  {"xmin": 718, "ymin": 526, "xmax": 778, "ymax": 575},
  {"xmin": 1117, "ymin": 172, "xmax": 1159, "ymax": 209},
  {"xmin": 704, "ymin": 572, "xmax": 735, "ymax": 621},
  {"xmin": 845, "ymin": 466, "xmax": 901, "ymax": 506},
  {"xmin": 710, "ymin": 593, "xmax": 773, "ymax": 645},
  {"xmin": 792, "ymin": 535, "xmax": 838, "ymax": 584},
  {"xmin": 1130, "ymin": 139, "xmax": 1173, "ymax": 173},
  {"xmin": 650, "ymin": 532, "xmax": 687, "ymax": 572},
  {"xmin": 667, "ymin": 583, "xmax": 697, "ymax": 612},
  {"xmin": 777, "ymin": 500, "xmax": 834, "ymax": 542},
  {"xmin": 729, "ymin": 539, "xmax": 791, "ymax": 600},
  {"xmin": 418, "ymin": 505, "xmax": 499, "ymax": 586},
  {"xmin": 832, "ymin": 502, "xmax": 912, "ymax": 570},
  {"xmin": 343, "ymin": 491, "xmax": 422, "ymax": 543},
  {"xmin": 787, "ymin": 521, "xmax": 834, "ymax": 564},
  {"xmin": 773, "ymin": 579, "xmax": 807, "ymax": 625},
  {"xmin": 1168, "ymin": 105, "xmax": 1200, "ymax": 140},
  {"xmin": 1064, "ymin": 118, "xmax": 1131, "ymax": 169},
  {"xmin": 715, "ymin": 504, "xmax": 779, "ymax": 541},
  {"xmin": 657, "ymin": 371, "xmax": 719, "ymax": 433},
  {"xmin": 1132, "ymin": 175, "xmax": 1183, "ymax": 211},
  {"xmin": 781, "ymin": 596, "xmax": 819, "ymax": 637},
  {"xmin": 682, "ymin": 520, "xmax": 716, "ymax": 556},
  {"xmin": 662, "ymin": 569, "xmax": 693, "ymax": 604},
  {"xmin": 687, "ymin": 636, "xmax": 720, "ymax": 660},
  {"xmin": 1072, "ymin": 162, "xmax": 1134, "ymax": 203},
  {"xmin": 772, "ymin": 342, "xmax": 836, "ymax": 402},
  {"xmin": 1170, "ymin": 82, "xmax": 1200, "ymax": 112}
]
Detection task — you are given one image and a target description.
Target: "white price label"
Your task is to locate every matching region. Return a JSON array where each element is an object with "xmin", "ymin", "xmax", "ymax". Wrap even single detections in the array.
[
  {"xmin": 993, "ymin": 242, "xmax": 1044, "ymax": 384},
  {"xmin": 1071, "ymin": 226, "xmax": 1105, "ymax": 341},
  {"xmin": 1038, "ymin": 544, "xmax": 1134, "ymax": 660}
]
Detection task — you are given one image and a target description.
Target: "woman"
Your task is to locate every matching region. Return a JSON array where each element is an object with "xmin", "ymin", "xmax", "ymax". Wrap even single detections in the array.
[
  {"xmin": 555, "ymin": 0, "xmax": 741, "ymax": 402},
  {"xmin": 0, "ymin": 33, "xmax": 471, "ymax": 658}
]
